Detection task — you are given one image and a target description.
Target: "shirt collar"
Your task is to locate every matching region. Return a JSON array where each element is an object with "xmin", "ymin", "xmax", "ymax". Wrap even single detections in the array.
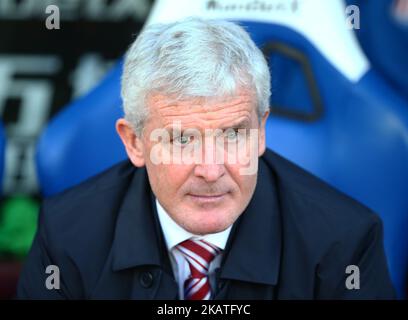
[{"xmin": 155, "ymin": 198, "xmax": 232, "ymax": 251}]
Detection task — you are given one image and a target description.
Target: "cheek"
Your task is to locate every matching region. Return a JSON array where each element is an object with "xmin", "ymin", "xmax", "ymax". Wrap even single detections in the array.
[
  {"xmin": 146, "ymin": 162, "xmax": 192, "ymax": 197},
  {"xmin": 144, "ymin": 141, "xmax": 194, "ymax": 198},
  {"xmin": 165, "ymin": 165, "xmax": 191, "ymax": 192},
  {"xmin": 226, "ymin": 163, "xmax": 257, "ymax": 195}
]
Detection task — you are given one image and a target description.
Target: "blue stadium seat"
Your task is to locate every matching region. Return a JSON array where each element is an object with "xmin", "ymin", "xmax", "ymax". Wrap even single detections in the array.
[
  {"xmin": 35, "ymin": 61, "xmax": 127, "ymax": 197},
  {"xmin": 346, "ymin": 0, "xmax": 408, "ymax": 101},
  {"xmin": 247, "ymin": 21, "xmax": 408, "ymax": 299},
  {"xmin": 36, "ymin": 0, "xmax": 408, "ymax": 298}
]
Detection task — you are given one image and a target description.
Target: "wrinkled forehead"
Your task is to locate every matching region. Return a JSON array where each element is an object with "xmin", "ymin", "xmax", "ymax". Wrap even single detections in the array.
[{"xmin": 146, "ymin": 89, "xmax": 257, "ymax": 119}]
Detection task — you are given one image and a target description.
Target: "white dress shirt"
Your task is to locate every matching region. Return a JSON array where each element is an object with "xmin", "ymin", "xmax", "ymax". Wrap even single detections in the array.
[{"xmin": 155, "ymin": 199, "xmax": 232, "ymax": 300}]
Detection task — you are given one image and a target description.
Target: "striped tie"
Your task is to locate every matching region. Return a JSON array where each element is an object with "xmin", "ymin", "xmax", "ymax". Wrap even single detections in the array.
[{"xmin": 176, "ymin": 239, "xmax": 221, "ymax": 300}]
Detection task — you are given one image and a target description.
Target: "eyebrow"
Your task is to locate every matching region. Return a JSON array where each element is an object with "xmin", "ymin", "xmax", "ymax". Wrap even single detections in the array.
[
  {"xmin": 163, "ymin": 118, "xmax": 252, "ymax": 135},
  {"xmin": 220, "ymin": 119, "xmax": 251, "ymax": 131}
]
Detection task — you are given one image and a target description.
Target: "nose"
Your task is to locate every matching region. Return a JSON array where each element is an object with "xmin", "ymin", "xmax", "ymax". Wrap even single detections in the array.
[
  {"xmin": 194, "ymin": 163, "xmax": 226, "ymax": 182},
  {"xmin": 194, "ymin": 136, "xmax": 226, "ymax": 182}
]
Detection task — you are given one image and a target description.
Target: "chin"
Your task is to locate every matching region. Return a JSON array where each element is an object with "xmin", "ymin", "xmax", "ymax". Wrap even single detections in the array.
[{"xmin": 181, "ymin": 210, "xmax": 236, "ymax": 235}]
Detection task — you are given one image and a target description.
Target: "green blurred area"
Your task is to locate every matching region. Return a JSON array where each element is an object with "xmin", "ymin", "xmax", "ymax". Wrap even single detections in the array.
[{"xmin": 0, "ymin": 196, "xmax": 39, "ymax": 259}]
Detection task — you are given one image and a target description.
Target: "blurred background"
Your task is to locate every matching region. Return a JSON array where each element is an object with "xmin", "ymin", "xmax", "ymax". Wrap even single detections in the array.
[
  {"xmin": 0, "ymin": 0, "xmax": 407, "ymax": 299},
  {"xmin": 0, "ymin": 0, "xmax": 152, "ymax": 298}
]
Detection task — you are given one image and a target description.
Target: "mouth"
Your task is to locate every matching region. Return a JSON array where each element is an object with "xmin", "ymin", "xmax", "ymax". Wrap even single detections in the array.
[{"xmin": 187, "ymin": 192, "xmax": 228, "ymax": 203}]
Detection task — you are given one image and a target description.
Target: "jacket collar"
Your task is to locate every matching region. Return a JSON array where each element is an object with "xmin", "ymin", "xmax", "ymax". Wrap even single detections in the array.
[
  {"xmin": 111, "ymin": 158, "xmax": 282, "ymax": 286},
  {"xmin": 219, "ymin": 158, "xmax": 282, "ymax": 286},
  {"xmin": 112, "ymin": 166, "xmax": 165, "ymax": 271}
]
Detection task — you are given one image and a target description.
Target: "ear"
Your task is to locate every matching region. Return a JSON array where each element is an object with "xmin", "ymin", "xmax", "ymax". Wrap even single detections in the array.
[
  {"xmin": 116, "ymin": 118, "xmax": 145, "ymax": 167},
  {"xmin": 258, "ymin": 110, "xmax": 269, "ymax": 157}
]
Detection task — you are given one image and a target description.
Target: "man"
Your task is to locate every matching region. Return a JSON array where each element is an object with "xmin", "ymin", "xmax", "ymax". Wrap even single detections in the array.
[{"xmin": 17, "ymin": 18, "xmax": 395, "ymax": 299}]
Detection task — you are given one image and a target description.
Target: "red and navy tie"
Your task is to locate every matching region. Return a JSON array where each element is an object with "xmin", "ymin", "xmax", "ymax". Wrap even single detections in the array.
[{"xmin": 176, "ymin": 239, "xmax": 221, "ymax": 300}]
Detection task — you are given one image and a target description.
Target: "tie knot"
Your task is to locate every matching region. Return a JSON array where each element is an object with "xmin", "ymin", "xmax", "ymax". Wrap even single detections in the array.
[{"xmin": 176, "ymin": 239, "xmax": 221, "ymax": 277}]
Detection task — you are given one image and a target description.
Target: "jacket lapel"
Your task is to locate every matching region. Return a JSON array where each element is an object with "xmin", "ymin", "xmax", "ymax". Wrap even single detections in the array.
[
  {"xmin": 214, "ymin": 158, "xmax": 282, "ymax": 299},
  {"xmin": 111, "ymin": 165, "xmax": 178, "ymax": 299}
]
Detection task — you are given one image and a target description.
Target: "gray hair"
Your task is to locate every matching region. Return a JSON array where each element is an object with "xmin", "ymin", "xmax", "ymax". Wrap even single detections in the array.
[{"xmin": 121, "ymin": 17, "xmax": 271, "ymax": 135}]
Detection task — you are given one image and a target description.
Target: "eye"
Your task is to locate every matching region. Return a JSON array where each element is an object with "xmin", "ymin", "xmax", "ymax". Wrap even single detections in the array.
[
  {"xmin": 173, "ymin": 135, "xmax": 192, "ymax": 146},
  {"xmin": 225, "ymin": 129, "xmax": 240, "ymax": 141}
]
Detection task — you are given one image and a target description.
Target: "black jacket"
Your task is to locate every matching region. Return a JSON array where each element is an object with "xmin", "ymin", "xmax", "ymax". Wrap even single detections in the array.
[{"xmin": 17, "ymin": 149, "xmax": 395, "ymax": 299}]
